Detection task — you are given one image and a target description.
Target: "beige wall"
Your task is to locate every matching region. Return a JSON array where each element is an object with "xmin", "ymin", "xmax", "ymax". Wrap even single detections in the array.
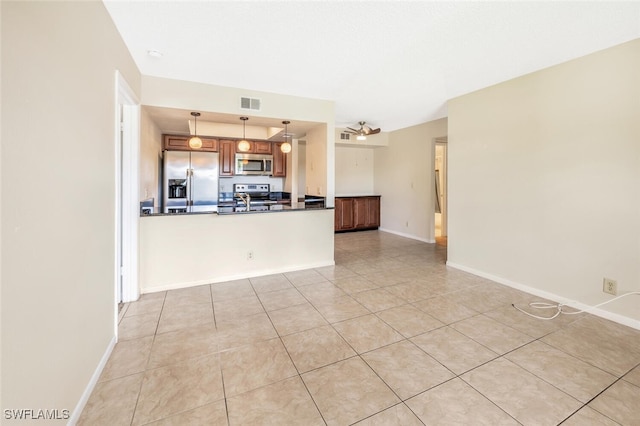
[
  {"xmin": 374, "ymin": 118, "xmax": 448, "ymax": 242},
  {"xmin": 294, "ymin": 142, "xmax": 307, "ymax": 196},
  {"xmin": 305, "ymin": 124, "xmax": 331, "ymax": 202},
  {"xmin": 1, "ymin": 1, "xmax": 140, "ymax": 420},
  {"xmin": 335, "ymin": 146, "xmax": 375, "ymax": 196},
  {"xmin": 141, "ymin": 75, "xmax": 335, "ymax": 125},
  {"xmin": 448, "ymin": 39, "xmax": 640, "ymax": 325},
  {"xmin": 139, "ymin": 210, "xmax": 335, "ymax": 292},
  {"xmin": 140, "ymin": 108, "xmax": 163, "ymax": 206}
]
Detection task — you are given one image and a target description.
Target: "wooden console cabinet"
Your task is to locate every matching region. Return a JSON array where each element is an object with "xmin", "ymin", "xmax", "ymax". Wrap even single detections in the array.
[{"xmin": 335, "ymin": 196, "xmax": 380, "ymax": 232}]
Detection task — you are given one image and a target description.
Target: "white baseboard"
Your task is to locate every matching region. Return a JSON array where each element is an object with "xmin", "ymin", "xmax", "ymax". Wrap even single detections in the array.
[
  {"xmin": 68, "ymin": 336, "xmax": 117, "ymax": 425},
  {"xmin": 446, "ymin": 261, "xmax": 640, "ymax": 331},
  {"xmin": 140, "ymin": 260, "xmax": 336, "ymax": 294},
  {"xmin": 378, "ymin": 227, "xmax": 434, "ymax": 243}
]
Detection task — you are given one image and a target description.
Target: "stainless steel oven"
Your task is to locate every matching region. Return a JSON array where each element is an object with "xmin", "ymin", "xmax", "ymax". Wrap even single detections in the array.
[
  {"xmin": 235, "ymin": 153, "xmax": 273, "ymax": 176},
  {"xmin": 233, "ymin": 183, "xmax": 278, "ymax": 210}
]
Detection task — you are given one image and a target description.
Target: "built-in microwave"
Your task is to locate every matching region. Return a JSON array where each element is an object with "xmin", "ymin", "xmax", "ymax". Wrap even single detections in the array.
[{"xmin": 235, "ymin": 153, "xmax": 273, "ymax": 176}]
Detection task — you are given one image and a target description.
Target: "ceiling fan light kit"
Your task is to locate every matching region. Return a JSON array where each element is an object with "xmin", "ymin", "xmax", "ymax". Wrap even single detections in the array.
[{"xmin": 345, "ymin": 121, "xmax": 381, "ymax": 141}]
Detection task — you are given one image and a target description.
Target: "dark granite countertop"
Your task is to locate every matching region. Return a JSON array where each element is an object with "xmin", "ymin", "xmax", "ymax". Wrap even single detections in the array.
[
  {"xmin": 141, "ymin": 198, "xmax": 329, "ymax": 217},
  {"xmin": 217, "ymin": 201, "xmax": 327, "ymax": 215}
]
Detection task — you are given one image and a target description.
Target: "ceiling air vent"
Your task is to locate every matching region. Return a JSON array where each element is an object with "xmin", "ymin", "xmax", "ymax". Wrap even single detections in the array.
[
  {"xmin": 240, "ymin": 97, "xmax": 261, "ymax": 111},
  {"xmin": 340, "ymin": 132, "xmax": 350, "ymax": 140}
]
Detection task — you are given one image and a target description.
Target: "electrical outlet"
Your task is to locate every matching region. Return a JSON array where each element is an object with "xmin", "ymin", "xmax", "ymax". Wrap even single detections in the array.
[
  {"xmin": 247, "ymin": 251, "xmax": 254, "ymax": 260},
  {"xmin": 603, "ymin": 278, "xmax": 617, "ymax": 295}
]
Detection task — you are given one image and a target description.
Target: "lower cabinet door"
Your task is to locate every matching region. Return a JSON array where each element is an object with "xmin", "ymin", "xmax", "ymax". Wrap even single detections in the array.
[
  {"xmin": 335, "ymin": 198, "xmax": 354, "ymax": 231},
  {"xmin": 335, "ymin": 197, "xmax": 380, "ymax": 232}
]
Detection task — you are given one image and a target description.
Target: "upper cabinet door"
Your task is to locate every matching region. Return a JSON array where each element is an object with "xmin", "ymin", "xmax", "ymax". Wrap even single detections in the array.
[
  {"xmin": 236, "ymin": 140, "xmax": 255, "ymax": 153},
  {"xmin": 254, "ymin": 141, "xmax": 272, "ymax": 154},
  {"xmin": 235, "ymin": 140, "xmax": 273, "ymax": 154},
  {"xmin": 272, "ymin": 143, "xmax": 287, "ymax": 177},
  {"xmin": 163, "ymin": 135, "xmax": 218, "ymax": 152},
  {"xmin": 219, "ymin": 140, "xmax": 235, "ymax": 176}
]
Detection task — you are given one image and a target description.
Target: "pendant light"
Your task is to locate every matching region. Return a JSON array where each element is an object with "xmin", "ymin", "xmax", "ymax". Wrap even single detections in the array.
[
  {"xmin": 188, "ymin": 112, "xmax": 202, "ymax": 149},
  {"xmin": 281, "ymin": 120, "xmax": 292, "ymax": 153},
  {"xmin": 237, "ymin": 117, "xmax": 250, "ymax": 152}
]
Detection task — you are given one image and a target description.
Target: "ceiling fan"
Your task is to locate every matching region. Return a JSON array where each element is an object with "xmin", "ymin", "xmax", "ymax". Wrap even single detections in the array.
[{"xmin": 344, "ymin": 121, "xmax": 381, "ymax": 140}]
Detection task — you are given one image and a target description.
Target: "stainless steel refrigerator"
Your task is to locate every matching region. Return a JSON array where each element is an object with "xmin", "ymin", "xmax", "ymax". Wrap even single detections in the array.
[{"xmin": 163, "ymin": 151, "xmax": 219, "ymax": 213}]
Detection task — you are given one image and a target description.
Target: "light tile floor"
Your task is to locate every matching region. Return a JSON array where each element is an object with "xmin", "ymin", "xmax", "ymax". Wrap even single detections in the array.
[{"xmin": 80, "ymin": 230, "xmax": 640, "ymax": 425}]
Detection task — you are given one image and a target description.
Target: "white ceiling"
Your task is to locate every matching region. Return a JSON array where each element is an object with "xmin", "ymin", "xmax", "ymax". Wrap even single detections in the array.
[{"xmin": 104, "ymin": 1, "xmax": 640, "ymax": 132}]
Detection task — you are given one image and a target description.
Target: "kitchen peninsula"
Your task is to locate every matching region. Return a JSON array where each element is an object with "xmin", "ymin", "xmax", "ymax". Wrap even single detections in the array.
[
  {"xmin": 138, "ymin": 131, "xmax": 335, "ymax": 295},
  {"xmin": 139, "ymin": 206, "xmax": 334, "ymax": 295},
  {"xmin": 142, "ymin": 199, "xmax": 326, "ymax": 215}
]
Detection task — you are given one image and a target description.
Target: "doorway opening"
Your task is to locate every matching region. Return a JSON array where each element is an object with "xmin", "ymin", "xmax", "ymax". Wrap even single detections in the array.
[
  {"xmin": 115, "ymin": 71, "xmax": 140, "ymax": 335},
  {"xmin": 434, "ymin": 137, "xmax": 447, "ymax": 247}
]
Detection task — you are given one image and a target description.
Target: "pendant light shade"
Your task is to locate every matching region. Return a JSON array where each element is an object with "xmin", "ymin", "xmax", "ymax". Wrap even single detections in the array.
[
  {"xmin": 189, "ymin": 136, "xmax": 203, "ymax": 149},
  {"xmin": 281, "ymin": 120, "xmax": 292, "ymax": 153},
  {"xmin": 237, "ymin": 117, "xmax": 250, "ymax": 152},
  {"xmin": 189, "ymin": 112, "xmax": 203, "ymax": 149},
  {"xmin": 280, "ymin": 142, "xmax": 292, "ymax": 153}
]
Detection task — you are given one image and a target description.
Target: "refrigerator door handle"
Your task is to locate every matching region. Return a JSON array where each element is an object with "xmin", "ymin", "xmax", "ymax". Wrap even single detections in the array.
[
  {"xmin": 186, "ymin": 168, "xmax": 191, "ymax": 206},
  {"xmin": 189, "ymin": 168, "xmax": 194, "ymax": 206}
]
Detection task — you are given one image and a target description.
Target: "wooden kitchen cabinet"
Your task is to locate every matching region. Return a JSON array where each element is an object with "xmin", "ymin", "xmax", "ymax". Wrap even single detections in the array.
[
  {"xmin": 335, "ymin": 198, "xmax": 355, "ymax": 231},
  {"xmin": 235, "ymin": 140, "xmax": 273, "ymax": 154},
  {"xmin": 163, "ymin": 134, "xmax": 218, "ymax": 152},
  {"xmin": 335, "ymin": 196, "xmax": 380, "ymax": 232},
  {"xmin": 219, "ymin": 140, "xmax": 235, "ymax": 176},
  {"xmin": 272, "ymin": 143, "xmax": 287, "ymax": 177},
  {"xmin": 355, "ymin": 197, "xmax": 380, "ymax": 228},
  {"xmin": 254, "ymin": 141, "xmax": 272, "ymax": 154}
]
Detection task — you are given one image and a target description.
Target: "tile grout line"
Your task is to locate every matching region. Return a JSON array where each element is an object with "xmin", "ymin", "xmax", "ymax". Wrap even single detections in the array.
[{"xmin": 252, "ymin": 273, "xmax": 329, "ymax": 425}]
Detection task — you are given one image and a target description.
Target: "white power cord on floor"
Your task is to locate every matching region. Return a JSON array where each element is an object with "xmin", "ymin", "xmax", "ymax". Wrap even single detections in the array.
[{"xmin": 512, "ymin": 292, "xmax": 640, "ymax": 320}]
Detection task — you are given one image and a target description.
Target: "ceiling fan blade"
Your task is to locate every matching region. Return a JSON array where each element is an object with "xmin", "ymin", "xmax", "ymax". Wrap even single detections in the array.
[
  {"xmin": 361, "ymin": 124, "xmax": 381, "ymax": 135},
  {"xmin": 345, "ymin": 127, "xmax": 360, "ymax": 134}
]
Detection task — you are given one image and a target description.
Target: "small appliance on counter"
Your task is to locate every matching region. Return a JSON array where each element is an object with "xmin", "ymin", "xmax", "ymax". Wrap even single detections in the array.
[{"xmin": 140, "ymin": 198, "xmax": 155, "ymax": 215}]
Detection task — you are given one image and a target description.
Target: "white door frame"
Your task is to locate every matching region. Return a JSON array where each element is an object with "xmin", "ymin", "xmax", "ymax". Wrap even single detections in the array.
[
  {"xmin": 433, "ymin": 137, "xmax": 448, "ymax": 238},
  {"xmin": 115, "ymin": 71, "xmax": 140, "ymax": 336}
]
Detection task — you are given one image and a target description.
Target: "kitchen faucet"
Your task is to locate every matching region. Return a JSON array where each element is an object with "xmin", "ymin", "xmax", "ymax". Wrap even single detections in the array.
[{"xmin": 236, "ymin": 192, "xmax": 251, "ymax": 209}]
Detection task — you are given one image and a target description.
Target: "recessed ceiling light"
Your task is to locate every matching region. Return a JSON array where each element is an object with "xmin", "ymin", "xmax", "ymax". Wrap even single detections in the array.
[{"xmin": 147, "ymin": 49, "xmax": 163, "ymax": 58}]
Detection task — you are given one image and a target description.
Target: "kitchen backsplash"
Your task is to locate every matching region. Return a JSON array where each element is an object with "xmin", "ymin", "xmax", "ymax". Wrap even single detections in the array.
[{"xmin": 218, "ymin": 175, "xmax": 284, "ymax": 193}]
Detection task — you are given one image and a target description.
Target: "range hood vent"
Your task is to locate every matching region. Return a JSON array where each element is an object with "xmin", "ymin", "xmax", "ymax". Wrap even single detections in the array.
[{"xmin": 240, "ymin": 97, "xmax": 261, "ymax": 111}]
